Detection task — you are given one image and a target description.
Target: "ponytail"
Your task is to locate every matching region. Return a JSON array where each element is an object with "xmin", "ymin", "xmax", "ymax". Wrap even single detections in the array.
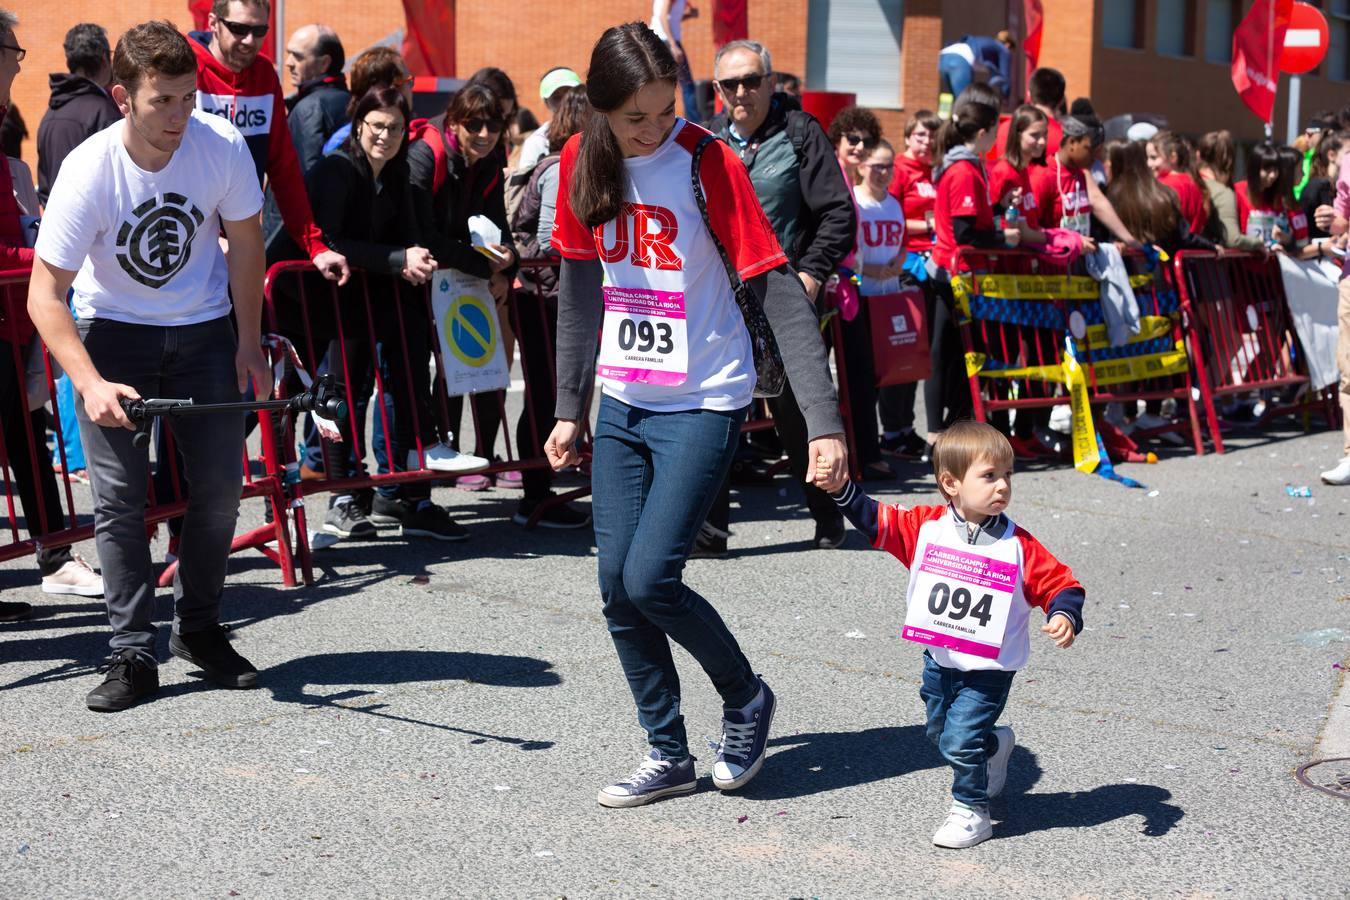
[
  {"xmin": 569, "ymin": 22, "xmax": 678, "ymax": 228},
  {"xmin": 936, "ymin": 84, "xmax": 1001, "ymax": 157}
]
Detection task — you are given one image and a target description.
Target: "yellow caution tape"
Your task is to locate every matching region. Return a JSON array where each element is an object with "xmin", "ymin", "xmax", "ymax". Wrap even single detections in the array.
[
  {"xmin": 1062, "ymin": 336, "xmax": 1098, "ymax": 474},
  {"xmin": 953, "ymin": 273, "xmax": 1154, "ymax": 303}
]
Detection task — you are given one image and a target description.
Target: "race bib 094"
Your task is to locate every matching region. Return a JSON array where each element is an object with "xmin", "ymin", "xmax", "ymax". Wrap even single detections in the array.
[{"xmin": 902, "ymin": 544, "xmax": 1016, "ymax": 659}]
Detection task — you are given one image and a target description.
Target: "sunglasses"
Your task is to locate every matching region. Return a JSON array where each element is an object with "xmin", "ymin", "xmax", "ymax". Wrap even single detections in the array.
[
  {"xmin": 0, "ymin": 42, "xmax": 25, "ymax": 62},
  {"xmin": 463, "ymin": 117, "xmax": 506, "ymax": 135},
  {"xmin": 717, "ymin": 74, "xmax": 765, "ymax": 95},
  {"xmin": 220, "ymin": 19, "xmax": 270, "ymax": 39},
  {"xmin": 845, "ymin": 133, "xmax": 879, "ymax": 150}
]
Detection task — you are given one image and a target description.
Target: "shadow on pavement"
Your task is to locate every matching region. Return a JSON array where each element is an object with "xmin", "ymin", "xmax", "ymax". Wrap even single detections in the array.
[
  {"xmin": 995, "ymin": 781, "xmax": 1184, "ymax": 838},
  {"xmin": 260, "ymin": 649, "xmax": 563, "ymax": 751},
  {"xmin": 740, "ymin": 726, "xmax": 943, "ymax": 800}
]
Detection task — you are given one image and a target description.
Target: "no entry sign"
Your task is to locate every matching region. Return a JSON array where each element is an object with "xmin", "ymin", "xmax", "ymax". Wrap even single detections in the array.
[{"xmin": 1281, "ymin": 2, "xmax": 1329, "ymax": 74}]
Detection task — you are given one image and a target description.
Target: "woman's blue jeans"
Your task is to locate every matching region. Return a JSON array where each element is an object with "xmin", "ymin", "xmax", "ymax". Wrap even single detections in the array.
[{"xmin": 592, "ymin": 394, "xmax": 758, "ymax": 758}]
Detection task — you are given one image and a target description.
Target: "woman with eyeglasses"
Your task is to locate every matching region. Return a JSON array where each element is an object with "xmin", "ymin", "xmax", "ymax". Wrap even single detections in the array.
[{"xmin": 292, "ymin": 87, "xmax": 468, "ymax": 540}]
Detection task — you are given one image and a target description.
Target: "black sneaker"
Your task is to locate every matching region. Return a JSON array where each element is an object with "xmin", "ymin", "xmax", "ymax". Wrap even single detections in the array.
[
  {"xmin": 86, "ymin": 650, "xmax": 159, "ymax": 712},
  {"xmin": 688, "ymin": 522, "xmax": 729, "ymax": 559},
  {"xmin": 169, "ymin": 624, "xmax": 259, "ymax": 688},
  {"xmin": 369, "ymin": 494, "xmax": 410, "ymax": 528},
  {"xmin": 729, "ymin": 458, "xmax": 778, "ymax": 486},
  {"xmin": 881, "ymin": 430, "xmax": 928, "ymax": 460},
  {"xmin": 0, "ymin": 600, "xmax": 33, "ymax": 623},
  {"xmin": 597, "ymin": 750, "xmax": 698, "ymax": 808},
  {"xmin": 402, "ymin": 502, "xmax": 470, "ymax": 541},
  {"xmin": 512, "ymin": 495, "xmax": 592, "ymax": 529},
  {"xmin": 814, "ymin": 516, "xmax": 847, "ymax": 549},
  {"xmin": 322, "ymin": 497, "xmax": 377, "ymax": 539}
]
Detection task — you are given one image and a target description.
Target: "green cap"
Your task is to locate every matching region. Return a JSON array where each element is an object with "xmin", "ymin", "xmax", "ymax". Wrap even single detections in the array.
[{"xmin": 540, "ymin": 68, "xmax": 582, "ymax": 100}]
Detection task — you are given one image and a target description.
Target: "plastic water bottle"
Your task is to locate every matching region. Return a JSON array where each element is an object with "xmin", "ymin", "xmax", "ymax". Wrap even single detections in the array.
[{"xmin": 1004, "ymin": 204, "xmax": 1020, "ymax": 229}]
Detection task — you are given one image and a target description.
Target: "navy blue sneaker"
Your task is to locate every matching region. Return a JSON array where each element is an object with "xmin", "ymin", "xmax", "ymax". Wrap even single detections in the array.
[
  {"xmin": 712, "ymin": 677, "xmax": 776, "ymax": 790},
  {"xmin": 597, "ymin": 750, "xmax": 697, "ymax": 808}
]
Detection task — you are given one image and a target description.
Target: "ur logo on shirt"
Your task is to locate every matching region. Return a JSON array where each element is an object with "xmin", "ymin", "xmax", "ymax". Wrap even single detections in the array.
[
  {"xmin": 863, "ymin": 220, "xmax": 904, "ymax": 247},
  {"xmin": 115, "ymin": 193, "xmax": 206, "ymax": 289},
  {"xmin": 595, "ymin": 202, "xmax": 683, "ymax": 270}
]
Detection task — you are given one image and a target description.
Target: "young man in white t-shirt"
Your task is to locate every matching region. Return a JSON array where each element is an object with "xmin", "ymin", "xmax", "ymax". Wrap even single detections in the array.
[{"xmin": 26, "ymin": 21, "xmax": 273, "ymax": 712}]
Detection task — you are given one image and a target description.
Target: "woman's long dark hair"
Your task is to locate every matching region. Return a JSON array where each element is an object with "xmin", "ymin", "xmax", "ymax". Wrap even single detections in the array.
[
  {"xmin": 547, "ymin": 85, "xmax": 593, "ymax": 155},
  {"xmin": 1311, "ymin": 132, "xmax": 1345, "ymax": 179},
  {"xmin": 936, "ymin": 84, "xmax": 1001, "ymax": 158},
  {"xmin": 344, "ymin": 87, "xmax": 412, "ymax": 167},
  {"xmin": 1245, "ymin": 142, "xmax": 1289, "ymax": 210},
  {"xmin": 1197, "ymin": 130, "xmax": 1236, "ymax": 185},
  {"xmin": 571, "ymin": 22, "xmax": 678, "ymax": 228},
  {"xmin": 1003, "ymin": 104, "xmax": 1047, "ymax": 169},
  {"xmin": 1105, "ymin": 139, "xmax": 1179, "ymax": 244}
]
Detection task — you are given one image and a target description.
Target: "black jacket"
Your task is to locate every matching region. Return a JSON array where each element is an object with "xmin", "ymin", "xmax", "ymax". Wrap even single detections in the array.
[
  {"xmin": 706, "ymin": 95, "xmax": 856, "ymax": 283},
  {"xmin": 287, "ymin": 75, "xmax": 350, "ymax": 176},
  {"xmin": 407, "ymin": 115, "xmax": 518, "ymax": 282},
  {"xmin": 307, "ymin": 149, "xmax": 421, "ymax": 275},
  {"xmin": 36, "ymin": 74, "xmax": 121, "ymax": 204}
]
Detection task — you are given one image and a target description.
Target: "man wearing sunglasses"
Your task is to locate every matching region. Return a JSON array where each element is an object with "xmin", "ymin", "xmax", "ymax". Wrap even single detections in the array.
[
  {"xmin": 188, "ymin": 0, "xmax": 348, "ymax": 284},
  {"xmin": 700, "ymin": 39, "xmax": 856, "ymax": 556}
]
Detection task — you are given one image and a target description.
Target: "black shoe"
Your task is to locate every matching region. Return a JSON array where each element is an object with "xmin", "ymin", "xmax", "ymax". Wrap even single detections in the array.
[
  {"xmin": 729, "ymin": 458, "xmax": 778, "ymax": 486},
  {"xmin": 170, "ymin": 624, "xmax": 259, "ymax": 688},
  {"xmin": 512, "ymin": 495, "xmax": 592, "ymax": 529},
  {"xmin": 813, "ymin": 516, "xmax": 847, "ymax": 549},
  {"xmin": 0, "ymin": 600, "xmax": 33, "ymax": 623},
  {"xmin": 401, "ymin": 502, "xmax": 470, "ymax": 541},
  {"xmin": 861, "ymin": 460, "xmax": 897, "ymax": 481},
  {"xmin": 688, "ymin": 522, "xmax": 729, "ymax": 559},
  {"xmin": 86, "ymin": 650, "xmax": 159, "ymax": 712},
  {"xmin": 322, "ymin": 497, "xmax": 377, "ymax": 539},
  {"xmin": 369, "ymin": 494, "xmax": 410, "ymax": 528},
  {"xmin": 881, "ymin": 430, "xmax": 928, "ymax": 460}
]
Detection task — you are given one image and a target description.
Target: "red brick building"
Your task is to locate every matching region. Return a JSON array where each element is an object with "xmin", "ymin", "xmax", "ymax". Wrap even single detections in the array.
[{"xmin": 9, "ymin": 1, "xmax": 1350, "ymax": 168}]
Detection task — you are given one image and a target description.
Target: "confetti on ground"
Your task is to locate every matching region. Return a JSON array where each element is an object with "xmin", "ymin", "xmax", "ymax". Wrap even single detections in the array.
[
  {"xmin": 844, "ymin": 631, "xmax": 866, "ymax": 639},
  {"xmin": 737, "ymin": 815, "xmax": 748, "ymax": 824}
]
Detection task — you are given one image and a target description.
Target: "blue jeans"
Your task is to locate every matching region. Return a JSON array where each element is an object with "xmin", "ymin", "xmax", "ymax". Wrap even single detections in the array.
[
  {"xmin": 919, "ymin": 651, "xmax": 1015, "ymax": 809},
  {"xmin": 674, "ymin": 40, "xmax": 701, "ymax": 125},
  {"xmin": 938, "ymin": 53, "xmax": 973, "ymax": 99},
  {"xmin": 592, "ymin": 394, "xmax": 757, "ymax": 758}
]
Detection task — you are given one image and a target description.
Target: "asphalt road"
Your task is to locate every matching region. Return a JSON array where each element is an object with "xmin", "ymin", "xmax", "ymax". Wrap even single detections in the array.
[{"xmin": 1, "ymin": 411, "xmax": 1348, "ymax": 898}]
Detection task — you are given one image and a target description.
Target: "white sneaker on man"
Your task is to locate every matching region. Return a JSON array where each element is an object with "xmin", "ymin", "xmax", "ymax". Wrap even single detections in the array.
[
  {"xmin": 986, "ymin": 725, "xmax": 1016, "ymax": 798},
  {"xmin": 932, "ymin": 802, "xmax": 993, "ymax": 848},
  {"xmin": 409, "ymin": 444, "xmax": 489, "ymax": 474},
  {"xmin": 1321, "ymin": 456, "xmax": 1350, "ymax": 485},
  {"xmin": 41, "ymin": 555, "xmax": 104, "ymax": 597}
]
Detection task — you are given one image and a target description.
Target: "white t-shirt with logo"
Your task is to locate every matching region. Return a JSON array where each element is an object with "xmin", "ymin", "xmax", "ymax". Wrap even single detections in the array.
[
  {"xmin": 854, "ymin": 189, "xmax": 905, "ymax": 295},
  {"xmin": 552, "ymin": 120, "xmax": 788, "ymax": 414},
  {"xmin": 35, "ymin": 110, "xmax": 264, "ymax": 326}
]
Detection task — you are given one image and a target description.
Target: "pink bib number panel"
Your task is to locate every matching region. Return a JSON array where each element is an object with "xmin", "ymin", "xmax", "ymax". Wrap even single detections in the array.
[
  {"xmin": 597, "ymin": 286, "xmax": 689, "ymax": 386},
  {"xmin": 903, "ymin": 544, "xmax": 1016, "ymax": 659}
]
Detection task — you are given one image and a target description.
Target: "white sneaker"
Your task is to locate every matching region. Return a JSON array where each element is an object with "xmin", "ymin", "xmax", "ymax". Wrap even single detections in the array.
[
  {"xmin": 932, "ymin": 802, "xmax": 993, "ymax": 849},
  {"xmin": 41, "ymin": 555, "xmax": 104, "ymax": 597},
  {"xmin": 410, "ymin": 443, "xmax": 489, "ymax": 474},
  {"xmin": 1133, "ymin": 412, "xmax": 1185, "ymax": 446},
  {"xmin": 986, "ymin": 725, "xmax": 1015, "ymax": 799},
  {"xmin": 1048, "ymin": 404, "xmax": 1072, "ymax": 434},
  {"xmin": 1321, "ymin": 456, "xmax": 1350, "ymax": 485}
]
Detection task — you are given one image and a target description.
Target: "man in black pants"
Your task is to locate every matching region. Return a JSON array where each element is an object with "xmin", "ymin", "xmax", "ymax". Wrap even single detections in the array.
[{"xmin": 702, "ymin": 39, "xmax": 856, "ymax": 553}]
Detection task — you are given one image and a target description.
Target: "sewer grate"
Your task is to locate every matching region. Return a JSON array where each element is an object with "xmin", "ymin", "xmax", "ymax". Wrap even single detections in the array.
[{"xmin": 1294, "ymin": 758, "xmax": 1350, "ymax": 800}]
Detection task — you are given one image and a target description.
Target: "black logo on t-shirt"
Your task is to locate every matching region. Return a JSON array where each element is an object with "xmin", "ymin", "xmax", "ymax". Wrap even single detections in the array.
[{"xmin": 115, "ymin": 193, "xmax": 206, "ymax": 289}]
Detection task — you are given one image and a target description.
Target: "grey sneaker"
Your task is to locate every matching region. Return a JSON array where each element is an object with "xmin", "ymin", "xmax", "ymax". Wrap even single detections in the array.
[
  {"xmin": 322, "ymin": 497, "xmax": 376, "ymax": 539},
  {"xmin": 712, "ymin": 677, "xmax": 776, "ymax": 791},
  {"xmin": 597, "ymin": 750, "xmax": 698, "ymax": 808},
  {"xmin": 986, "ymin": 725, "xmax": 1015, "ymax": 798}
]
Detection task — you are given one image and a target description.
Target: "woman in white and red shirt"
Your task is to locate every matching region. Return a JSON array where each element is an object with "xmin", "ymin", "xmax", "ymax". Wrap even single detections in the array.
[
  {"xmin": 545, "ymin": 23, "xmax": 847, "ymax": 808},
  {"xmin": 1146, "ymin": 131, "xmax": 1210, "ymax": 237}
]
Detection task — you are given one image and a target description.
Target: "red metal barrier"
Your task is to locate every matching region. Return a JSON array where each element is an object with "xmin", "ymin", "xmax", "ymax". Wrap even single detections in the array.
[
  {"xmin": 1171, "ymin": 250, "xmax": 1328, "ymax": 453},
  {"xmin": 0, "ymin": 269, "xmax": 295, "ymax": 584},
  {"xmin": 953, "ymin": 248, "xmax": 1205, "ymax": 455}
]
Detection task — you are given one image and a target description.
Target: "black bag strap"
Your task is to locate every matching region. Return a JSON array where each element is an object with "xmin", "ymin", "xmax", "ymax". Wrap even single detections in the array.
[{"xmin": 690, "ymin": 133, "xmax": 749, "ymax": 296}]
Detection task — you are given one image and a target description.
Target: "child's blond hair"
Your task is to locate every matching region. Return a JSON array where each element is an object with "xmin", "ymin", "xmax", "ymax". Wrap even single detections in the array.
[{"xmin": 932, "ymin": 421, "xmax": 1014, "ymax": 498}]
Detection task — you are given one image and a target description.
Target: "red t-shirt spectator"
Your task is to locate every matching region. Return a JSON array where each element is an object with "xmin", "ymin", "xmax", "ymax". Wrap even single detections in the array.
[
  {"xmin": 988, "ymin": 159, "xmax": 1041, "ymax": 228},
  {"xmin": 987, "ymin": 114, "xmax": 1061, "ymax": 164},
  {"xmin": 1030, "ymin": 158, "xmax": 1091, "ymax": 234},
  {"xmin": 1160, "ymin": 171, "xmax": 1208, "ymax": 236},
  {"xmin": 888, "ymin": 153, "xmax": 938, "ymax": 253},
  {"xmin": 1233, "ymin": 181, "xmax": 1309, "ymax": 247},
  {"xmin": 934, "ymin": 158, "xmax": 996, "ymax": 272}
]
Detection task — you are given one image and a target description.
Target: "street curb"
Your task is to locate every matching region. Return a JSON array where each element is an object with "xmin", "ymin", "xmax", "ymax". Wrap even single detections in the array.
[{"xmin": 1315, "ymin": 648, "xmax": 1350, "ymax": 759}]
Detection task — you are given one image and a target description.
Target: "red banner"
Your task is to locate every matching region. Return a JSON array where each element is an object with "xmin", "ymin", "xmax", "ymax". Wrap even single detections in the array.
[
  {"xmin": 1231, "ymin": 0, "xmax": 1293, "ymax": 123},
  {"xmin": 1023, "ymin": 0, "xmax": 1043, "ymax": 99},
  {"xmin": 401, "ymin": 0, "xmax": 456, "ymax": 77},
  {"xmin": 713, "ymin": 0, "xmax": 748, "ymax": 48}
]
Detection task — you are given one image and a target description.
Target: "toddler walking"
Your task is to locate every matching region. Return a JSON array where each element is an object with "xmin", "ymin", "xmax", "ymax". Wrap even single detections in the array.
[{"xmin": 823, "ymin": 420, "xmax": 1085, "ymax": 847}]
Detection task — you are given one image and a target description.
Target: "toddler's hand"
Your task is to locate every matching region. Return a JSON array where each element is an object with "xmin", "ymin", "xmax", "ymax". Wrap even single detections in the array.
[
  {"xmin": 1041, "ymin": 614, "xmax": 1075, "ymax": 649},
  {"xmin": 813, "ymin": 453, "xmax": 847, "ymax": 493}
]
